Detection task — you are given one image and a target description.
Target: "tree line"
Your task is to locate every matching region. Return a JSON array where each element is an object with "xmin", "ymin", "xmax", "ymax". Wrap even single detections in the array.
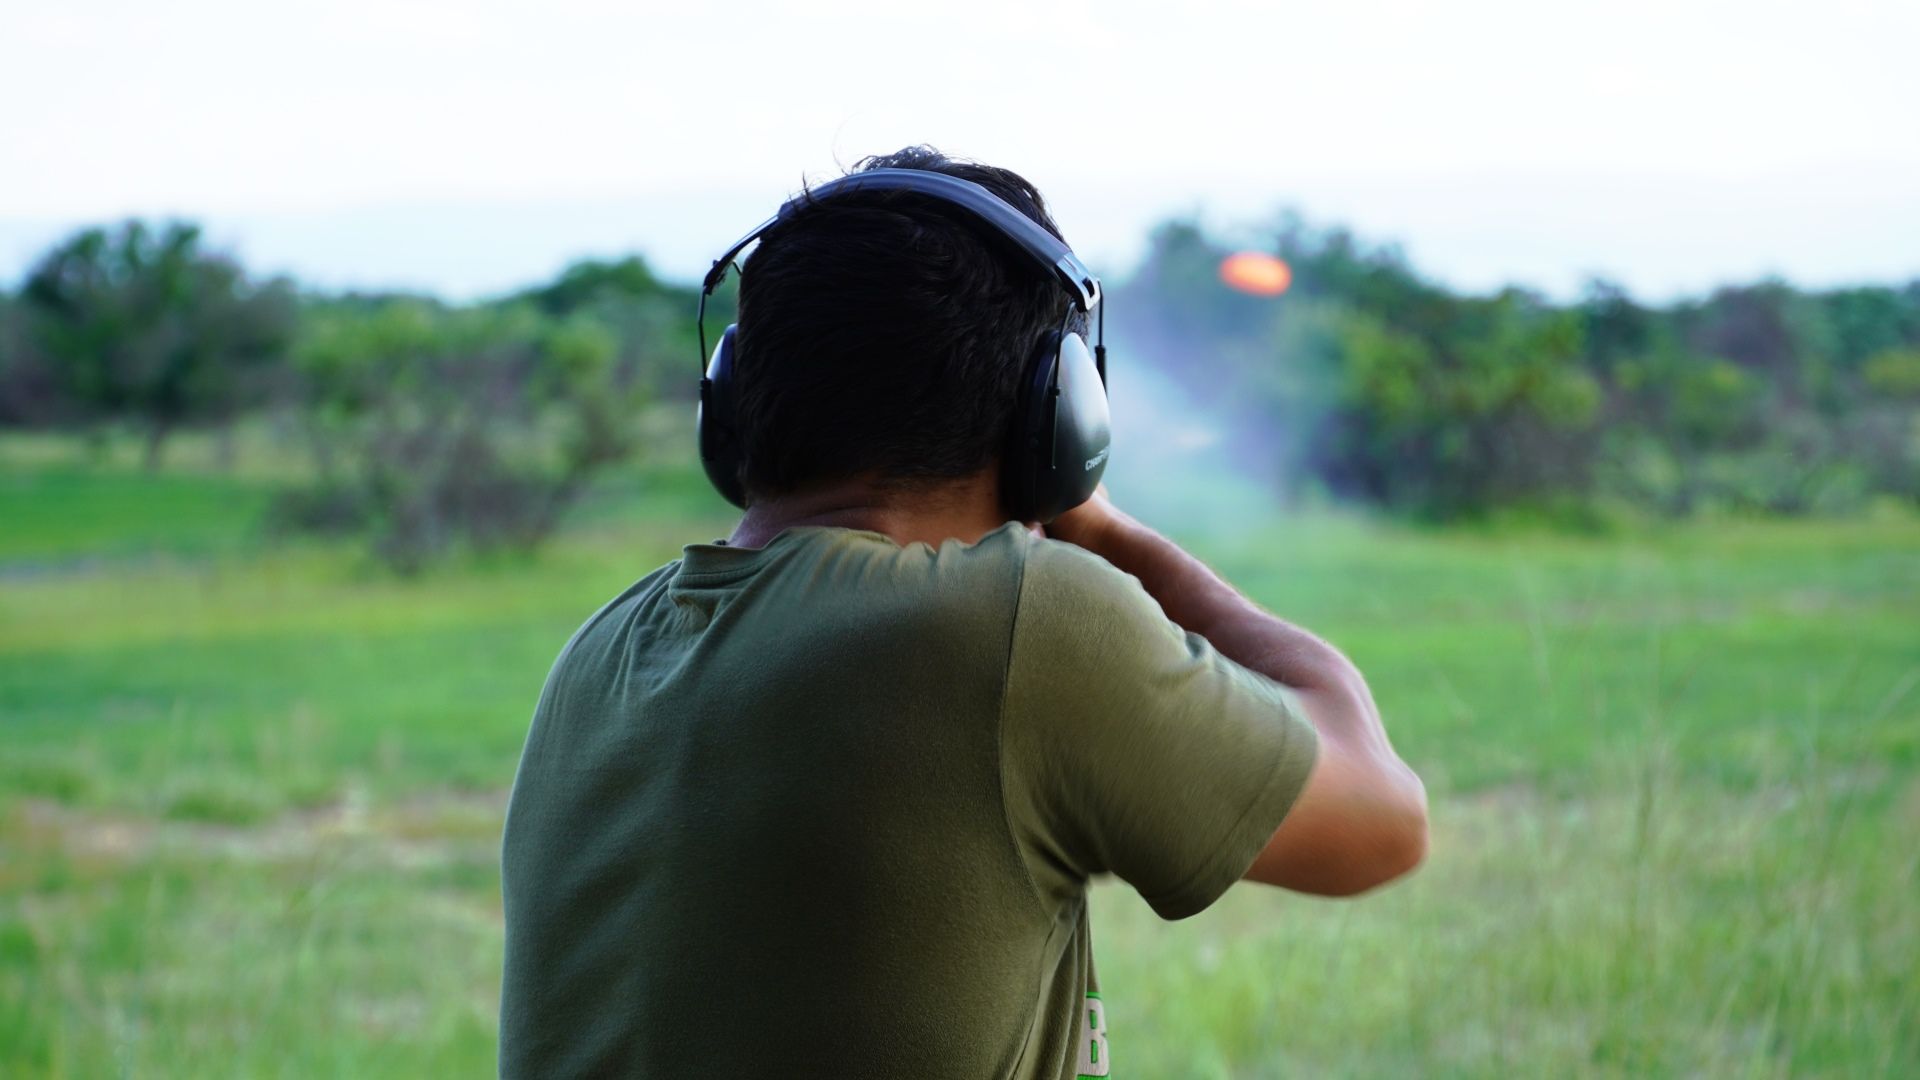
[{"xmin": 2, "ymin": 215, "xmax": 1915, "ymax": 567}]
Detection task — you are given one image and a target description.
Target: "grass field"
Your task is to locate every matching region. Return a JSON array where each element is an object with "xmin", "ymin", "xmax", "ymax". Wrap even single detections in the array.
[{"xmin": 2, "ymin": 432, "xmax": 1917, "ymax": 1077}]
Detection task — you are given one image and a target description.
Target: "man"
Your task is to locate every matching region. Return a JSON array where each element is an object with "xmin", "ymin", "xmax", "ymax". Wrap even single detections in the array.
[{"xmin": 499, "ymin": 146, "xmax": 1427, "ymax": 1079}]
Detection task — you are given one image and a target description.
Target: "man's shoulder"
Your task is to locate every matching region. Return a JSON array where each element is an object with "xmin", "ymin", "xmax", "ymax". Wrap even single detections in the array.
[
  {"xmin": 591, "ymin": 559, "xmax": 681, "ymax": 625},
  {"xmin": 1020, "ymin": 532, "xmax": 1139, "ymax": 592},
  {"xmin": 548, "ymin": 560, "xmax": 682, "ymax": 668},
  {"xmin": 1015, "ymin": 534, "xmax": 1169, "ymax": 632}
]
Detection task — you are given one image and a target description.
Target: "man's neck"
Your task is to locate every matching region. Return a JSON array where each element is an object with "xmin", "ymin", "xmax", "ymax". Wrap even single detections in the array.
[{"xmin": 727, "ymin": 473, "xmax": 1025, "ymax": 550}]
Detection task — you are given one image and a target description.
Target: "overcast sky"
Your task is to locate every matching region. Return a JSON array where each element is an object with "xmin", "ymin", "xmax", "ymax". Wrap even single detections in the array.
[{"xmin": 3, "ymin": 0, "xmax": 1916, "ymax": 300}]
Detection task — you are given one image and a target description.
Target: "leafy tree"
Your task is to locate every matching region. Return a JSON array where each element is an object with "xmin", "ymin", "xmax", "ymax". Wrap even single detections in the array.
[
  {"xmin": 1822, "ymin": 286, "xmax": 1916, "ymax": 369},
  {"xmin": 16, "ymin": 221, "xmax": 293, "ymax": 466},
  {"xmin": 518, "ymin": 256, "xmax": 675, "ymax": 315},
  {"xmin": 508, "ymin": 254, "xmax": 725, "ymax": 400},
  {"xmin": 1579, "ymin": 279, "xmax": 1656, "ymax": 374}
]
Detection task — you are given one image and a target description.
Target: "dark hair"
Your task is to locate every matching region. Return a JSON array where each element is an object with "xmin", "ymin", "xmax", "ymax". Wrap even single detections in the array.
[{"xmin": 729, "ymin": 145, "xmax": 1085, "ymax": 504}]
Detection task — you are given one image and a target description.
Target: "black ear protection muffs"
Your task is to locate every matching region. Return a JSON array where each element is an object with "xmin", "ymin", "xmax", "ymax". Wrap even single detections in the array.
[{"xmin": 694, "ymin": 168, "xmax": 1111, "ymax": 523}]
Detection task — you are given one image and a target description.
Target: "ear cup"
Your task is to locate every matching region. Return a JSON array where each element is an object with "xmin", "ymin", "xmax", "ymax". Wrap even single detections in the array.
[
  {"xmin": 698, "ymin": 325, "xmax": 749, "ymax": 508},
  {"xmin": 1005, "ymin": 331, "xmax": 1111, "ymax": 524}
]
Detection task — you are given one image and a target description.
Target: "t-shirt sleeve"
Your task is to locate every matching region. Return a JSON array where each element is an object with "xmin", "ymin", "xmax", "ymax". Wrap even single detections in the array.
[{"xmin": 1000, "ymin": 538, "xmax": 1319, "ymax": 920}]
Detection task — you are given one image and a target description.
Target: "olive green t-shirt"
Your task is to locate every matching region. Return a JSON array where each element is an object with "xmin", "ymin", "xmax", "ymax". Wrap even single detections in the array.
[{"xmin": 499, "ymin": 521, "xmax": 1318, "ymax": 1078}]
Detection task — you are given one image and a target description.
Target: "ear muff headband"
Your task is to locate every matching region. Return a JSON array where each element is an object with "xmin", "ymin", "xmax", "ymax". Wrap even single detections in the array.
[
  {"xmin": 696, "ymin": 168, "xmax": 1110, "ymax": 519},
  {"xmin": 699, "ymin": 170, "xmax": 1101, "ymax": 323}
]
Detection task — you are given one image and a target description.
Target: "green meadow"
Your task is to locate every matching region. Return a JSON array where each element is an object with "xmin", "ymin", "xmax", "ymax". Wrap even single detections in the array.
[{"xmin": 2, "ymin": 432, "xmax": 1916, "ymax": 1078}]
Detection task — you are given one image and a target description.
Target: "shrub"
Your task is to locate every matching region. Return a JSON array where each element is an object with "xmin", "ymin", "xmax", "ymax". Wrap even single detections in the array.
[{"xmin": 280, "ymin": 300, "xmax": 642, "ymax": 572}]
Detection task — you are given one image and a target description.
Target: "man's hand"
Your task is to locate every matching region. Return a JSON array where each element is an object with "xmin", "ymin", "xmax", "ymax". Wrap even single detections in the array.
[{"xmin": 1043, "ymin": 487, "xmax": 1427, "ymax": 897}]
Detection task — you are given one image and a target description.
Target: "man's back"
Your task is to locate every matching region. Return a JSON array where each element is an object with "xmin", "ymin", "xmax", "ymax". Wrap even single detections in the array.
[
  {"xmin": 500, "ymin": 522, "xmax": 1319, "ymax": 1078},
  {"xmin": 503, "ymin": 524, "xmax": 1054, "ymax": 1077}
]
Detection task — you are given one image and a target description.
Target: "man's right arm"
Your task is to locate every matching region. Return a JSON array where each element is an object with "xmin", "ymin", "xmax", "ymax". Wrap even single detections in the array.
[{"xmin": 1046, "ymin": 492, "xmax": 1428, "ymax": 897}]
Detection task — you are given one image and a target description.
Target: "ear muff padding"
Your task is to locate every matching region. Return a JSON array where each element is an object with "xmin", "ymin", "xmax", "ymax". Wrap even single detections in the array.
[
  {"xmin": 698, "ymin": 325, "xmax": 748, "ymax": 508},
  {"xmin": 1005, "ymin": 331, "xmax": 1111, "ymax": 524}
]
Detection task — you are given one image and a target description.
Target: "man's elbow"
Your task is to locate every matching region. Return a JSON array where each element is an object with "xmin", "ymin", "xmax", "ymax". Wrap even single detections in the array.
[
  {"xmin": 1248, "ymin": 751, "xmax": 1430, "ymax": 898},
  {"xmin": 1323, "ymin": 777, "xmax": 1429, "ymax": 897},
  {"xmin": 1371, "ymin": 792, "xmax": 1430, "ymax": 891}
]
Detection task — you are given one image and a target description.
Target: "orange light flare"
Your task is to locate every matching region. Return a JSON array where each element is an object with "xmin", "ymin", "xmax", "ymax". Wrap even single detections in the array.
[{"xmin": 1218, "ymin": 251, "xmax": 1293, "ymax": 297}]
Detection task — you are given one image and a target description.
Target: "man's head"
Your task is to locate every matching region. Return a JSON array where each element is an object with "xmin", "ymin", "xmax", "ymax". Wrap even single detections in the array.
[{"xmin": 726, "ymin": 145, "xmax": 1086, "ymax": 510}]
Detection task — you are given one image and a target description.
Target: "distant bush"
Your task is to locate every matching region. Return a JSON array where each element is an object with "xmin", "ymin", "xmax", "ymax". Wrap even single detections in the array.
[{"xmin": 278, "ymin": 299, "xmax": 645, "ymax": 572}]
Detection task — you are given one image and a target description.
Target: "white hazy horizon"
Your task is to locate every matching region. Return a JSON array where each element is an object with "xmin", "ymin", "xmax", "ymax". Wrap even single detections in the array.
[{"xmin": 5, "ymin": 0, "xmax": 1917, "ymax": 301}]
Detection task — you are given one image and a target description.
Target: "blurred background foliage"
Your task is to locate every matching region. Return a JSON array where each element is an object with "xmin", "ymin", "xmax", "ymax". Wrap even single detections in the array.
[
  {"xmin": 1120, "ymin": 215, "xmax": 1920, "ymax": 523},
  {"xmin": 3, "ymin": 213, "xmax": 1914, "ymax": 572},
  {"xmin": 0, "ymin": 227, "xmax": 731, "ymax": 571}
]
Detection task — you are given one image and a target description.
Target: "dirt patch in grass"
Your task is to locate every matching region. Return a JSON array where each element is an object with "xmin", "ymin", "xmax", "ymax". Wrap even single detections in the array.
[{"xmin": 7, "ymin": 788, "xmax": 509, "ymax": 870}]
